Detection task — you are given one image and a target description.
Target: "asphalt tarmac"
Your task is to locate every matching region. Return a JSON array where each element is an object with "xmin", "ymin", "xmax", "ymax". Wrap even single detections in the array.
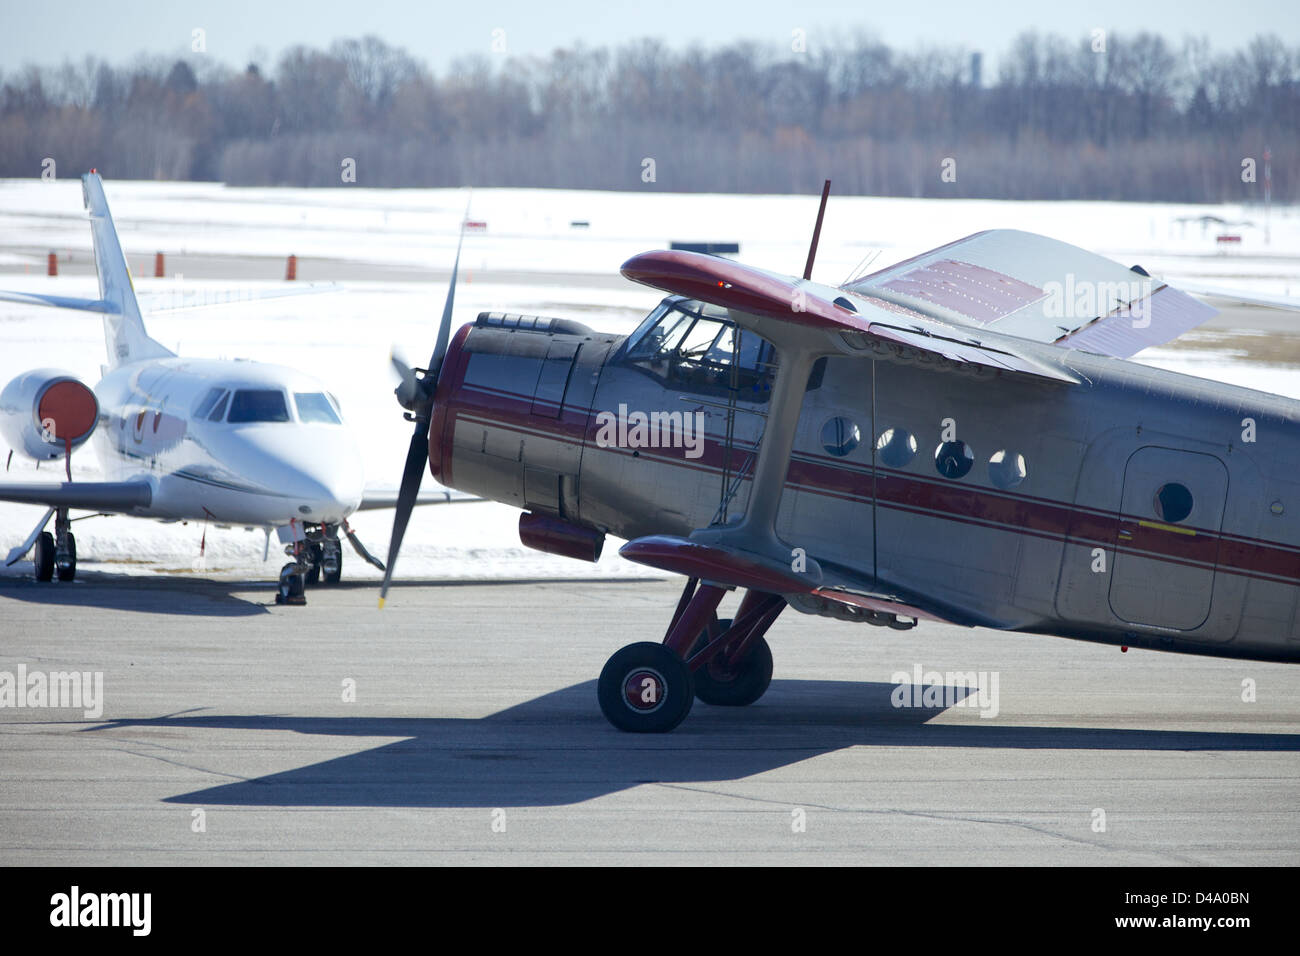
[{"xmin": 1, "ymin": 572, "xmax": 1296, "ymax": 865}]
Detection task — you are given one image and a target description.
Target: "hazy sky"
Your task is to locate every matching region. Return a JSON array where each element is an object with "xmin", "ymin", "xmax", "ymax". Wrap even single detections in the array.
[{"xmin": 2, "ymin": 0, "xmax": 1298, "ymax": 75}]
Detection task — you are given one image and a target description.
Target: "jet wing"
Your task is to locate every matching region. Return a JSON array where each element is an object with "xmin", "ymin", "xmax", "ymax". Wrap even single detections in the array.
[
  {"xmin": 621, "ymin": 249, "xmax": 1079, "ymax": 383},
  {"xmin": 619, "ymin": 534, "xmax": 987, "ymax": 628},
  {"xmin": 1, "ymin": 481, "xmax": 153, "ymax": 565},
  {"xmin": 355, "ymin": 487, "xmax": 483, "ymax": 511},
  {"xmin": 0, "ymin": 480, "xmax": 152, "ymax": 512}
]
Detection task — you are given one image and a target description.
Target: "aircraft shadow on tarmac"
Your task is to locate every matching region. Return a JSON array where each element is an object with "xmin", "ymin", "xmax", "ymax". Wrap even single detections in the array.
[
  {"xmin": 0, "ymin": 572, "xmax": 662, "ymax": 616},
  {"xmin": 0, "ymin": 571, "xmax": 270, "ymax": 616},
  {"xmin": 93, "ymin": 679, "xmax": 1300, "ymax": 808}
]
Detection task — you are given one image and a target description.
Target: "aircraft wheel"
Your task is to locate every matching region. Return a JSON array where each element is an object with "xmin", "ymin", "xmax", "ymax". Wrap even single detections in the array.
[
  {"xmin": 323, "ymin": 546, "xmax": 342, "ymax": 585},
  {"xmin": 56, "ymin": 532, "xmax": 77, "ymax": 582},
  {"xmin": 304, "ymin": 544, "xmax": 322, "ymax": 586},
  {"xmin": 33, "ymin": 531, "xmax": 54, "ymax": 582},
  {"xmin": 598, "ymin": 642, "xmax": 694, "ymax": 733},
  {"xmin": 694, "ymin": 634, "xmax": 773, "ymax": 707},
  {"xmin": 275, "ymin": 562, "xmax": 307, "ymax": 606}
]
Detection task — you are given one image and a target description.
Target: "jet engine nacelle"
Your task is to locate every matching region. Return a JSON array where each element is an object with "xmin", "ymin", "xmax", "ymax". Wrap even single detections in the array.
[{"xmin": 0, "ymin": 368, "xmax": 100, "ymax": 461}]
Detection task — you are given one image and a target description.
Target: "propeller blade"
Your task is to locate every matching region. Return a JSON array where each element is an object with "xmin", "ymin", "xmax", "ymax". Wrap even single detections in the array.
[
  {"xmin": 380, "ymin": 193, "xmax": 471, "ymax": 608},
  {"xmin": 391, "ymin": 349, "xmax": 419, "ymax": 410},
  {"xmin": 378, "ymin": 423, "xmax": 429, "ymax": 607},
  {"xmin": 426, "ymin": 192, "xmax": 472, "ymax": 382}
]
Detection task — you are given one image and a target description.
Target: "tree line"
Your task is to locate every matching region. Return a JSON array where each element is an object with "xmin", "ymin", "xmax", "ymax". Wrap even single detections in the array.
[{"xmin": 0, "ymin": 31, "xmax": 1296, "ymax": 202}]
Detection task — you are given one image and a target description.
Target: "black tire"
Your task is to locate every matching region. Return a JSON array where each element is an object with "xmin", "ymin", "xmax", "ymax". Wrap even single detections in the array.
[
  {"xmin": 598, "ymin": 641, "xmax": 694, "ymax": 733},
  {"xmin": 56, "ymin": 532, "xmax": 76, "ymax": 582},
  {"xmin": 276, "ymin": 562, "xmax": 306, "ymax": 605},
  {"xmin": 33, "ymin": 531, "xmax": 54, "ymax": 582},
  {"xmin": 694, "ymin": 634, "xmax": 773, "ymax": 706},
  {"xmin": 323, "ymin": 546, "xmax": 342, "ymax": 585},
  {"xmin": 304, "ymin": 544, "xmax": 322, "ymax": 586}
]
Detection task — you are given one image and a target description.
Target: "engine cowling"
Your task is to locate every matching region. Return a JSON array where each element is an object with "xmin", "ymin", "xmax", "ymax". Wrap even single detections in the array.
[{"xmin": 0, "ymin": 368, "xmax": 99, "ymax": 461}]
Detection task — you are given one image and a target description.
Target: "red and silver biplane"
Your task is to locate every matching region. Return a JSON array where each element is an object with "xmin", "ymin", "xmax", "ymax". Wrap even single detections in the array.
[{"xmin": 382, "ymin": 184, "xmax": 1300, "ymax": 732}]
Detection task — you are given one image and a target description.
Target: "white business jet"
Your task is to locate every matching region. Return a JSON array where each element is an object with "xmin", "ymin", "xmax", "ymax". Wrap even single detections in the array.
[{"xmin": 0, "ymin": 171, "xmax": 456, "ymax": 603}]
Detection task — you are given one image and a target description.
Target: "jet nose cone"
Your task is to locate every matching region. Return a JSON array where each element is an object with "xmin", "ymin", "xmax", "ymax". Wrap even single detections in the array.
[
  {"xmin": 287, "ymin": 450, "xmax": 365, "ymax": 522},
  {"xmin": 237, "ymin": 426, "xmax": 365, "ymax": 522}
]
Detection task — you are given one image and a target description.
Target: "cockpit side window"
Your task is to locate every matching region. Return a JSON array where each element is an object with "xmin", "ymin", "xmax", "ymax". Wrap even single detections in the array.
[
  {"xmin": 207, "ymin": 391, "xmax": 230, "ymax": 422},
  {"xmin": 295, "ymin": 392, "xmax": 342, "ymax": 424},
  {"xmin": 194, "ymin": 387, "xmax": 225, "ymax": 420},
  {"xmin": 227, "ymin": 389, "xmax": 290, "ymax": 423},
  {"xmin": 622, "ymin": 299, "xmax": 777, "ymax": 402}
]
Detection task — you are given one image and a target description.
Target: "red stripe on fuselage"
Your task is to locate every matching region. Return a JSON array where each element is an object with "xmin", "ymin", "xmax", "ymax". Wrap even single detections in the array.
[{"xmin": 439, "ymin": 381, "xmax": 1300, "ymax": 586}]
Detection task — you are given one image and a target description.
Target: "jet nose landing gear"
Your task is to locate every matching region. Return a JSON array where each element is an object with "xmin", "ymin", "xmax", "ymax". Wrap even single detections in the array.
[{"xmin": 275, "ymin": 561, "xmax": 307, "ymax": 605}]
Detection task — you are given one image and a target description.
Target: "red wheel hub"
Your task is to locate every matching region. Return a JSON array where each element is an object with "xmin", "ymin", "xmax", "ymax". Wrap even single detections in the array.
[{"xmin": 623, "ymin": 669, "xmax": 666, "ymax": 712}]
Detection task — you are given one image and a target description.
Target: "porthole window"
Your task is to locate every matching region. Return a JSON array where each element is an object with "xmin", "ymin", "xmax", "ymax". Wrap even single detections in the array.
[
  {"xmin": 988, "ymin": 449, "xmax": 1027, "ymax": 489},
  {"xmin": 876, "ymin": 428, "xmax": 918, "ymax": 468},
  {"xmin": 1154, "ymin": 482, "xmax": 1193, "ymax": 523},
  {"xmin": 935, "ymin": 440, "xmax": 974, "ymax": 479},
  {"xmin": 821, "ymin": 417, "xmax": 861, "ymax": 457}
]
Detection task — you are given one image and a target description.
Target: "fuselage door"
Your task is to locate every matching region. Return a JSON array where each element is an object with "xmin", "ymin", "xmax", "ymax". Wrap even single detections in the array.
[{"xmin": 1108, "ymin": 446, "xmax": 1228, "ymax": 631}]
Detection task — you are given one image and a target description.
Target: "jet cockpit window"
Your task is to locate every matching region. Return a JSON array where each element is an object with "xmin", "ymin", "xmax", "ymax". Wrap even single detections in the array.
[
  {"xmin": 194, "ymin": 387, "xmax": 226, "ymax": 420},
  {"xmin": 622, "ymin": 299, "xmax": 776, "ymax": 401},
  {"xmin": 207, "ymin": 391, "xmax": 230, "ymax": 422},
  {"xmin": 295, "ymin": 392, "xmax": 342, "ymax": 424},
  {"xmin": 227, "ymin": 389, "xmax": 290, "ymax": 423}
]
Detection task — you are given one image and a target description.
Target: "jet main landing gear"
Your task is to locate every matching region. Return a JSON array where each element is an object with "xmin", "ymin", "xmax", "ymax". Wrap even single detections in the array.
[{"xmin": 32, "ymin": 509, "xmax": 76, "ymax": 583}]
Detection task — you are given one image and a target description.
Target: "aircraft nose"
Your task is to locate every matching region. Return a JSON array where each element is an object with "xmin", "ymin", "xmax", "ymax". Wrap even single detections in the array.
[
  {"xmin": 283, "ymin": 461, "xmax": 363, "ymax": 520},
  {"xmin": 237, "ymin": 427, "xmax": 365, "ymax": 522}
]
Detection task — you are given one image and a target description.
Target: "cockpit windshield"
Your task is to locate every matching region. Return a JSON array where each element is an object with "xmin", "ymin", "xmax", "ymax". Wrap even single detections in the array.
[
  {"xmin": 622, "ymin": 299, "xmax": 777, "ymax": 401},
  {"xmin": 227, "ymin": 389, "xmax": 290, "ymax": 423}
]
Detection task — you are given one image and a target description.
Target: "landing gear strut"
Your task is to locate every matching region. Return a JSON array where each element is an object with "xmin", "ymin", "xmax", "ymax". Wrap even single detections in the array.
[
  {"xmin": 304, "ymin": 537, "xmax": 343, "ymax": 586},
  {"xmin": 276, "ymin": 530, "xmax": 309, "ymax": 605},
  {"xmin": 597, "ymin": 579, "xmax": 786, "ymax": 732},
  {"xmin": 274, "ymin": 521, "xmax": 383, "ymax": 605}
]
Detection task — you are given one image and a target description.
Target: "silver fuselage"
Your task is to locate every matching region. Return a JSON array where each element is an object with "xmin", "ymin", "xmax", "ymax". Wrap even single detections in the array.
[{"xmin": 435, "ymin": 311, "xmax": 1300, "ymax": 663}]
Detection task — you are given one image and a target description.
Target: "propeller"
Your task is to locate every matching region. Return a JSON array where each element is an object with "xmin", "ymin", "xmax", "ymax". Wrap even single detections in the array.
[
  {"xmin": 378, "ymin": 206, "xmax": 470, "ymax": 608},
  {"xmin": 390, "ymin": 348, "xmax": 420, "ymax": 410}
]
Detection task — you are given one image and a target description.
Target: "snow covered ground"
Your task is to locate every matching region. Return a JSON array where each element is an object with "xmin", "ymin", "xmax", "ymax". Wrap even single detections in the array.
[{"xmin": 0, "ymin": 179, "xmax": 1296, "ymax": 582}]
